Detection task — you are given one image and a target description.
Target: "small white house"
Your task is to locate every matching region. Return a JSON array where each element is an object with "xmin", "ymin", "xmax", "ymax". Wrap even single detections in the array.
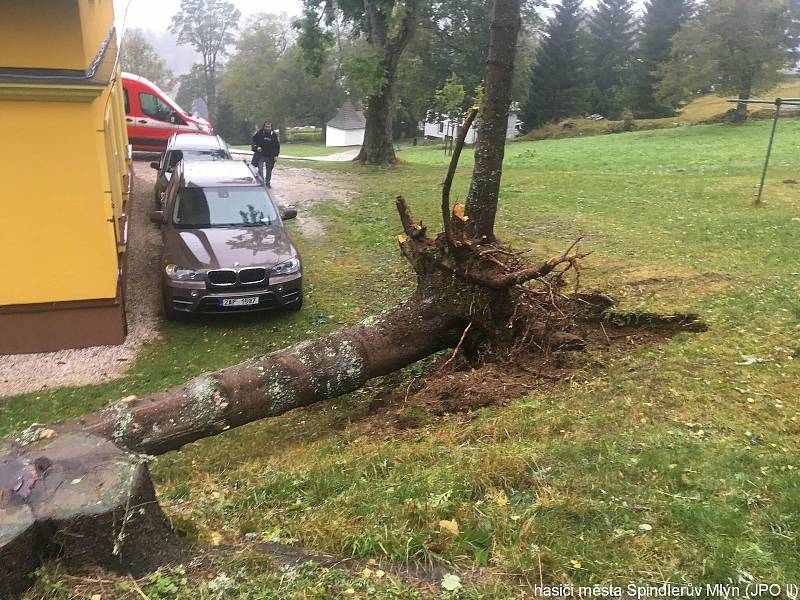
[
  {"xmin": 423, "ymin": 106, "xmax": 521, "ymax": 143},
  {"xmin": 326, "ymin": 99, "xmax": 366, "ymax": 147}
]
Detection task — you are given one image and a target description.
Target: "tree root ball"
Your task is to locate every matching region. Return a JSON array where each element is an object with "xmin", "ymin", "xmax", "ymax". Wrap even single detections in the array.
[{"xmin": 0, "ymin": 433, "xmax": 178, "ymax": 597}]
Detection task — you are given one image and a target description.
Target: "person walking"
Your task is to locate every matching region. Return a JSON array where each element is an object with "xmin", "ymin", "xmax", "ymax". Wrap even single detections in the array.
[{"xmin": 251, "ymin": 122, "xmax": 280, "ymax": 188}]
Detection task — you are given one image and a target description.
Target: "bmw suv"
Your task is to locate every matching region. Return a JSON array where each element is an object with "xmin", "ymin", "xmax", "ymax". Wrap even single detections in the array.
[{"xmin": 151, "ymin": 160, "xmax": 302, "ymax": 318}]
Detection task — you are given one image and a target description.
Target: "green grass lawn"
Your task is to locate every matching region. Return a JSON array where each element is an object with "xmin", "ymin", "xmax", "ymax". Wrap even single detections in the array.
[
  {"xmin": 231, "ymin": 142, "xmax": 353, "ymax": 158},
  {"xmin": 11, "ymin": 119, "xmax": 800, "ymax": 599}
]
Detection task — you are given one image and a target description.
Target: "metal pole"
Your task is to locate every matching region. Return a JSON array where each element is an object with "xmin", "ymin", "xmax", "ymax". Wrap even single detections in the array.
[
  {"xmin": 726, "ymin": 98, "xmax": 800, "ymax": 106},
  {"xmin": 756, "ymin": 98, "xmax": 782, "ymax": 204}
]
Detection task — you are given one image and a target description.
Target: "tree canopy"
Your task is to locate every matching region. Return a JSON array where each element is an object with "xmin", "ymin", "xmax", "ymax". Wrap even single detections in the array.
[
  {"xmin": 120, "ymin": 29, "xmax": 176, "ymax": 90},
  {"xmin": 658, "ymin": 0, "xmax": 798, "ymax": 120},
  {"xmin": 220, "ymin": 13, "xmax": 344, "ymax": 144},
  {"xmin": 170, "ymin": 0, "xmax": 241, "ymax": 118}
]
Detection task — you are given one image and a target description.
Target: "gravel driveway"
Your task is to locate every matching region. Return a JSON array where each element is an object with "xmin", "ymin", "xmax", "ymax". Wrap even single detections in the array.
[{"xmin": 0, "ymin": 159, "xmax": 353, "ymax": 398}]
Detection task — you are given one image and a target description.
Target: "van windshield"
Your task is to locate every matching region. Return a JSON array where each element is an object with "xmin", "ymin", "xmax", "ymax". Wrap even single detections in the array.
[{"xmin": 173, "ymin": 187, "xmax": 278, "ymax": 228}]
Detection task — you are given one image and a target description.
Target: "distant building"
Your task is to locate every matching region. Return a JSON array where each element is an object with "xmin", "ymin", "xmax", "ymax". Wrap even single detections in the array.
[
  {"xmin": 422, "ymin": 105, "xmax": 521, "ymax": 143},
  {"xmin": 423, "ymin": 116, "xmax": 479, "ymax": 144},
  {"xmin": 0, "ymin": 0, "xmax": 131, "ymax": 354},
  {"xmin": 326, "ymin": 99, "xmax": 365, "ymax": 147}
]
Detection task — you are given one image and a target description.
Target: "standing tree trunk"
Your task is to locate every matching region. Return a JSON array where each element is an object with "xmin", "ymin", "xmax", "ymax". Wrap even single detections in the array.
[
  {"xmin": 464, "ymin": 0, "xmax": 522, "ymax": 239},
  {"xmin": 358, "ymin": 88, "xmax": 397, "ymax": 164},
  {"xmin": 734, "ymin": 88, "xmax": 751, "ymax": 122},
  {"xmin": 354, "ymin": 0, "xmax": 420, "ymax": 165},
  {"xmin": 206, "ymin": 70, "xmax": 216, "ymax": 119}
]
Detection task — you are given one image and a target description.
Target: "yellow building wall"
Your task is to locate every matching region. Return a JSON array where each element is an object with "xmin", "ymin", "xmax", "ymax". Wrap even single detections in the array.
[
  {"xmin": 108, "ymin": 65, "xmax": 132, "ymax": 245},
  {"xmin": 97, "ymin": 70, "xmax": 131, "ymax": 249},
  {"xmin": 0, "ymin": 0, "xmax": 86, "ymax": 70},
  {"xmin": 77, "ymin": 0, "xmax": 115, "ymax": 66},
  {"xmin": 0, "ymin": 100, "xmax": 120, "ymax": 305}
]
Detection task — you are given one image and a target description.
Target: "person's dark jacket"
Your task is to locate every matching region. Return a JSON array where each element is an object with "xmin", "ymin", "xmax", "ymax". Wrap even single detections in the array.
[{"xmin": 251, "ymin": 129, "xmax": 280, "ymax": 158}]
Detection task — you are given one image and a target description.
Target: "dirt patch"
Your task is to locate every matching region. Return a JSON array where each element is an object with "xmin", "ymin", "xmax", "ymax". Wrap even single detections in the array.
[
  {"xmin": 265, "ymin": 165, "xmax": 355, "ymax": 240},
  {"xmin": 0, "ymin": 160, "xmax": 162, "ymax": 398}
]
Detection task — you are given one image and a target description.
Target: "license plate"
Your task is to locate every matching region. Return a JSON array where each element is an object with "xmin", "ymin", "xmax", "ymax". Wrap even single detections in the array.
[{"xmin": 220, "ymin": 297, "xmax": 259, "ymax": 307}]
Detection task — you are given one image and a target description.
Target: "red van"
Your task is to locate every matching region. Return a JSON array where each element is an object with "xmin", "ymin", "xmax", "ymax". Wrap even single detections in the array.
[{"xmin": 122, "ymin": 73, "xmax": 214, "ymax": 151}]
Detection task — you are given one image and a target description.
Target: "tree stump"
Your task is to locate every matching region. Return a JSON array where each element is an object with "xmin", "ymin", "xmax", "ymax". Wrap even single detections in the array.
[{"xmin": 0, "ymin": 433, "xmax": 177, "ymax": 597}]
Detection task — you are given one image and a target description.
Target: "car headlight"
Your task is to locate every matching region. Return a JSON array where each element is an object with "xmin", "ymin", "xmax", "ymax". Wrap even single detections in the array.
[
  {"xmin": 271, "ymin": 257, "xmax": 301, "ymax": 276},
  {"xmin": 165, "ymin": 264, "xmax": 202, "ymax": 281}
]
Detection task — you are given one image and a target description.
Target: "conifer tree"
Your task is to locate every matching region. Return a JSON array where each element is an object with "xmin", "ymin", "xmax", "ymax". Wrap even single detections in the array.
[
  {"xmin": 629, "ymin": 0, "xmax": 693, "ymax": 118},
  {"xmin": 587, "ymin": 0, "xmax": 636, "ymax": 118},
  {"xmin": 520, "ymin": 0, "xmax": 587, "ymax": 130}
]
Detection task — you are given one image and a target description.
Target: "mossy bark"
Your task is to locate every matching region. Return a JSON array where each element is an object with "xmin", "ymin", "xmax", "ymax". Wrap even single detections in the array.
[
  {"xmin": 354, "ymin": 0, "xmax": 420, "ymax": 165},
  {"xmin": 464, "ymin": 0, "xmax": 522, "ymax": 238}
]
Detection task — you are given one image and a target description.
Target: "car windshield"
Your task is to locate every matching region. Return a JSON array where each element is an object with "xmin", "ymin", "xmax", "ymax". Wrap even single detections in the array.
[
  {"xmin": 173, "ymin": 187, "xmax": 278, "ymax": 228},
  {"xmin": 166, "ymin": 149, "xmax": 227, "ymax": 171}
]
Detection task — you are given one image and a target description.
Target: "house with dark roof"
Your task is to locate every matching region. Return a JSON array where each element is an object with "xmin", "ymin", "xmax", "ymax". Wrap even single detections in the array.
[{"xmin": 326, "ymin": 98, "xmax": 366, "ymax": 147}]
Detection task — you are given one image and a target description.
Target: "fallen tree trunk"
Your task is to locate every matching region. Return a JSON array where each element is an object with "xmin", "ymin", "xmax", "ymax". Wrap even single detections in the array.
[{"xmin": 16, "ymin": 295, "xmax": 461, "ymax": 456}]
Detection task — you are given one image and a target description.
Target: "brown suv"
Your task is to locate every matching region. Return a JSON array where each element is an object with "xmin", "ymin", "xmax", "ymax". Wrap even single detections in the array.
[{"xmin": 151, "ymin": 160, "xmax": 302, "ymax": 319}]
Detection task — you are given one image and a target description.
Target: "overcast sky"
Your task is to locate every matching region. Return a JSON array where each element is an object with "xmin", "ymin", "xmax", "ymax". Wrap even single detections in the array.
[
  {"xmin": 114, "ymin": 0, "xmax": 304, "ymax": 32},
  {"xmin": 113, "ymin": 0, "xmax": 304, "ymax": 75}
]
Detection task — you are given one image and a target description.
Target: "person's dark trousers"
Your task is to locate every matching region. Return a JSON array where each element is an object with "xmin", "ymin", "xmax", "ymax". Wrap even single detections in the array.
[{"xmin": 257, "ymin": 155, "xmax": 276, "ymax": 187}]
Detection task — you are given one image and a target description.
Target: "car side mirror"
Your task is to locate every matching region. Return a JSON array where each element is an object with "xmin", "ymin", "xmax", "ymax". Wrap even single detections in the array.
[
  {"xmin": 150, "ymin": 161, "xmax": 160, "ymax": 170},
  {"xmin": 282, "ymin": 208, "xmax": 297, "ymax": 221},
  {"xmin": 149, "ymin": 210, "xmax": 164, "ymax": 224}
]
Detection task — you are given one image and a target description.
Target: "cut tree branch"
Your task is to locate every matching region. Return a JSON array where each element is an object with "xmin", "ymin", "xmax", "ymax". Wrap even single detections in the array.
[{"xmin": 442, "ymin": 107, "xmax": 479, "ymax": 246}]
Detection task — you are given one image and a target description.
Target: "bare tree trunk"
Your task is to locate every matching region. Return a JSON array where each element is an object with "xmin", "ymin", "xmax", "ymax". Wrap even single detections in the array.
[
  {"xmin": 464, "ymin": 0, "xmax": 522, "ymax": 239},
  {"xmin": 355, "ymin": 0, "xmax": 419, "ymax": 165},
  {"xmin": 277, "ymin": 118, "xmax": 289, "ymax": 143},
  {"xmin": 0, "ymin": 295, "xmax": 460, "ymax": 593},
  {"xmin": 204, "ymin": 58, "xmax": 217, "ymax": 119},
  {"xmin": 734, "ymin": 88, "xmax": 750, "ymax": 122},
  {"xmin": 357, "ymin": 89, "xmax": 397, "ymax": 164}
]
